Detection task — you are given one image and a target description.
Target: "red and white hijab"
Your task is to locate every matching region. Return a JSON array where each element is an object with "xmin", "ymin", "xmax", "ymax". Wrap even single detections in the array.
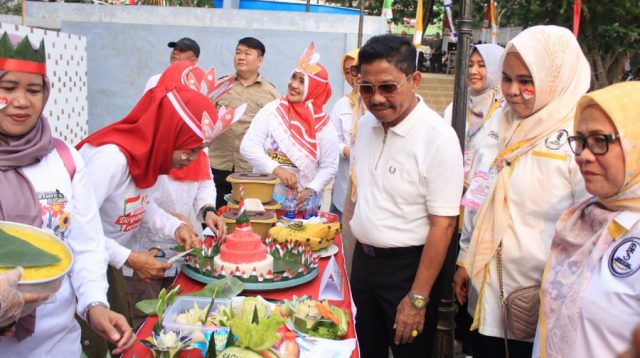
[
  {"xmin": 77, "ymin": 61, "xmax": 217, "ymax": 188},
  {"xmin": 271, "ymin": 42, "xmax": 332, "ymax": 182}
]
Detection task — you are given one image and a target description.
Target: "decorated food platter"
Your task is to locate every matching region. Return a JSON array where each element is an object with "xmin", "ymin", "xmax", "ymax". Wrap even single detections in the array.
[
  {"xmin": 179, "ymin": 225, "xmax": 320, "ymax": 291},
  {"xmin": 182, "ymin": 264, "xmax": 318, "ymax": 291}
]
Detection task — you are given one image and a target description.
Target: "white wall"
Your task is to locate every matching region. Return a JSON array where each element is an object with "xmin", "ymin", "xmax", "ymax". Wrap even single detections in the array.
[{"xmin": 24, "ymin": 3, "xmax": 386, "ymax": 133}]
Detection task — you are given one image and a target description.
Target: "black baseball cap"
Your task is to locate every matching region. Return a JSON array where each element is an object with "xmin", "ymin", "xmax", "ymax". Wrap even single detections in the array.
[{"xmin": 168, "ymin": 37, "xmax": 200, "ymax": 58}]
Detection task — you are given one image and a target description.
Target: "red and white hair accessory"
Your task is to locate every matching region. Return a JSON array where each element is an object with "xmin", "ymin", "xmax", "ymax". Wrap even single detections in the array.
[{"xmin": 295, "ymin": 42, "xmax": 322, "ymax": 76}]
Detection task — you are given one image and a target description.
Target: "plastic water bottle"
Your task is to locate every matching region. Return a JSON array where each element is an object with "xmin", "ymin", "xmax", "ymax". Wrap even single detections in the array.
[
  {"xmin": 284, "ymin": 190, "xmax": 297, "ymax": 219},
  {"xmin": 303, "ymin": 193, "xmax": 318, "ymax": 219}
]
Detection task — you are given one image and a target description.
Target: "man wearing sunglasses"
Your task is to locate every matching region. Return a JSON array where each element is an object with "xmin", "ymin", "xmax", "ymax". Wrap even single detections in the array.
[{"xmin": 348, "ymin": 34, "xmax": 463, "ymax": 358}]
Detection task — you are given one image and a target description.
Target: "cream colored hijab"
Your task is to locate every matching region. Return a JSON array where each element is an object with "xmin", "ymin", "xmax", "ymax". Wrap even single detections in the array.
[
  {"xmin": 540, "ymin": 81, "xmax": 640, "ymax": 357},
  {"xmin": 464, "ymin": 25, "xmax": 592, "ymax": 297}
]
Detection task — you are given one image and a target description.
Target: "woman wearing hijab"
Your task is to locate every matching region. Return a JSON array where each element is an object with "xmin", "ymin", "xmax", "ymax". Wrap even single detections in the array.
[
  {"xmin": 125, "ymin": 61, "xmax": 229, "ymax": 329},
  {"xmin": 453, "ymin": 25, "xmax": 592, "ymax": 357},
  {"xmin": 535, "ymin": 82, "xmax": 640, "ymax": 358},
  {"xmin": 330, "ymin": 48, "xmax": 362, "ymax": 220},
  {"xmin": 0, "ymin": 32, "xmax": 135, "ymax": 356},
  {"xmin": 77, "ymin": 61, "xmax": 212, "ymax": 285},
  {"xmin": 329, "ymin": 48, "xmax": 363, "ymax": 274},
  {"xmin": 444, "ymin": 43, "xmax": 504, "ymax": 187},
  {"xmin": 241, "ymin": 43, "xmax": 339, "ymax": 208},
  {"xmin": 448, "ymin": 43, "xmax": 505, "ymax": 356}
]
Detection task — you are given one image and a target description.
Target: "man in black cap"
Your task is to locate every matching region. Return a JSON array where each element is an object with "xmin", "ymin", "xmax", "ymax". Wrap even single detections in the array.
[
  {"xmin": 143, "ymin": 37, "xmax": 200, "ymax": 92},
  {"xmin": 167, "ymin": 37, "xmax": 200, "ymax": 64}
]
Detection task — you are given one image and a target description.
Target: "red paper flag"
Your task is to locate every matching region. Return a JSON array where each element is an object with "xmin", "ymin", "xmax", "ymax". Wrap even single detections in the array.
[{"xmin": 573, "ymin": 0, "xmax": 582, "ymax": 37}]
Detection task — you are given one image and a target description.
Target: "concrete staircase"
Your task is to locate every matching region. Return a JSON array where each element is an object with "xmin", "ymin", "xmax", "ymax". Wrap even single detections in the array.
[{"xmin": 417, "ymin": 73, "xmax": 455, "ymax": 117}]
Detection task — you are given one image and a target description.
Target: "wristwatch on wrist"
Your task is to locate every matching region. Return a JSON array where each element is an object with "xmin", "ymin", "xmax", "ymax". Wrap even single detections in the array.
[
  {"xmin": 407, "ymin": 291, "xmax": 428, "ymax": 309},
  {"xmin": 84, "ymin": 301, "xmax": 109, "ymax": 324}
]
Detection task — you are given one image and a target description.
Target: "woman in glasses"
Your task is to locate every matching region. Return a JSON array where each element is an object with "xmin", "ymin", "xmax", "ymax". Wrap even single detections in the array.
[
  {"xmin": 535, "ymin": 81, "xmax": 640, "ymax": 357},
  {"xmin": 455, "ymin": 25, "xmax": 591, "ymax": 357},
  {"xmin": 241, "ymin": 44, "xmax": 339, "ymax": 208}
]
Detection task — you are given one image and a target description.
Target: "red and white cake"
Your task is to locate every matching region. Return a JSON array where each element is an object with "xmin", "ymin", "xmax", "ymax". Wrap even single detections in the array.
[{"xmin": 213, "ymin": 221, "xmax": 273, "ymax": 276}]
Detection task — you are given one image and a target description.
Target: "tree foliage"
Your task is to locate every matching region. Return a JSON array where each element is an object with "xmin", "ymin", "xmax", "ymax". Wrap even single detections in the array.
[
  {"xmin": 328, "ymin": 0, "xmax": 444, "ymax": 26},
  {"xmin": 335, "ymin": 1, "xmax": 638, "ymax": 87},
  {"xmin": 0, "ymin": 0, "xmax": 20, "ymax": 15},
  {"xmin": 492, "ymin": 0, "xmax": 640, "ymax": 88}
]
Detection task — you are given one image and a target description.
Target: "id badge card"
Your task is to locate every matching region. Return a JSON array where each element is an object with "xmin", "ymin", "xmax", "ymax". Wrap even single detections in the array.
[
  {"xmin": 463, "ymin": 148, "xmax": 474, "ymax": 181},
  {"xmin": 461, "ymin": 165, "xmax": 497, "ymax": 212}
]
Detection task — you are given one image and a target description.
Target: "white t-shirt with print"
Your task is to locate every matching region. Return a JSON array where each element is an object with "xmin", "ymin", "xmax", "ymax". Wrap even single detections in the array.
[
  {"xmin": 79, "ymin": 144, "xmax": 183, "ymax": 270},
  {"xmin": 1, "ymin": 142, "xmax": 109, "ymax": 357}
]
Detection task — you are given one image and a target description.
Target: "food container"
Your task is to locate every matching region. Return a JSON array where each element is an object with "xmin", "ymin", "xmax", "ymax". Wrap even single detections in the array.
[
  {"xmin": 225, "ymin": 194, "xmax": 281, "ymax": 211},
  {"xmin": 227, "ymin": 172, "xmax": 280, "ymax": 204},
  {"xmin": 162, "ymin": 296, "xmax": 231, "ymax": 334},
  {"xmin": 0, "ymin": 221, "xmax": 74, "ymax": 323},
  {"xmin": 163, "ymin": 296, "xmax": 275, "ymax": 335},
  {"xmin": 223, "ymin": 209, "xmax": 277, "ymax": 240}
]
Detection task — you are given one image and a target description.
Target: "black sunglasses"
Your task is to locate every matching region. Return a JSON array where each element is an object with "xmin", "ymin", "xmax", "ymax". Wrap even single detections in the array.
[{"xmin": 358, "ymin": 75, "xmax": 412, "ymax": 98}]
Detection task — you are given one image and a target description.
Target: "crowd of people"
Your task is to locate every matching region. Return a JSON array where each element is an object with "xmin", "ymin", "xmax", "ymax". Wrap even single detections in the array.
[{"xmin": 0, "ymin": 24, "xmax": 639, "ymax": 358}]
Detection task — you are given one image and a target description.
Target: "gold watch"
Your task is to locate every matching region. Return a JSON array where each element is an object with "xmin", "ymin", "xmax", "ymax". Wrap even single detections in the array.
[{"xmin": 408, "ymin": 291, "xmax": 428, "ymax": 309}]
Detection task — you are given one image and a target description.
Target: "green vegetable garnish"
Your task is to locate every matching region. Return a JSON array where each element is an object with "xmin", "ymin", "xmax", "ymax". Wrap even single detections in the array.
[{"xmin": 0, "ymin": 228, "xmax": 60, "ymax": 267}]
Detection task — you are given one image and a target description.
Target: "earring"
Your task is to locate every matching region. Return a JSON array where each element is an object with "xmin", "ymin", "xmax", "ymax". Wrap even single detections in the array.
[{"xmin": 181, "ymin": 152, "xmax": 190, "ymax": 160}]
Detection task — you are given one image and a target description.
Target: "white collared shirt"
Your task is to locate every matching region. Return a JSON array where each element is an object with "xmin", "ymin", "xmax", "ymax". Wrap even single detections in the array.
[
  {"xmin": 533, "ymin": 211, "xmax": 640, "ymax": 357},
  {"xmin": 350, "ymin": 96, "xmax": 463, "ymax": 248},
  {"xmin": 574, "ymin": 212, "xmax": 640, "ymax": 357}
]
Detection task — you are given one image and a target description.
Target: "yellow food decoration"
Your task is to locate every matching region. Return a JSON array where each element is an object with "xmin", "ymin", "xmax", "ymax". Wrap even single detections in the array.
[
  {"xmin": 0, "ymin": 226, "xmax": 72, "ymax": 282},
  {"xmin": 268, "ymin": 222, "xmax": 340, "ymax": 251}
]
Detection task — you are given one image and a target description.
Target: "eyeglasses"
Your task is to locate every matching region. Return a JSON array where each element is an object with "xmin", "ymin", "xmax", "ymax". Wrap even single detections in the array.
[
  {"xmin": 349, "ymin": 66, "xmax": 360, "ymax": 77},
  {"xmin": 358, "ymin": 75, "xmax": 412, "ymax": 98},
  {"xmin": 567, "ymin": 133, "xmax": 620, "ymax": 155}
]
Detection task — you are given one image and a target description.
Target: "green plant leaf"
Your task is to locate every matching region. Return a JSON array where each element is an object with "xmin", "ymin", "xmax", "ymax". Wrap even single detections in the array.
[
  {"xmin": 135, "ymin": 298, "xmax": 159, "ymax": 316},
  {"xmin": 273, "ymin": 257, "xmax": 300, "ymax": 273},
  {"xmin": 188, "ymin": 277, "xmax": 244, "ymax": 299},
  {"xmin": 0, "ymin": 229, "xmax": 61, "ymax": 267}
]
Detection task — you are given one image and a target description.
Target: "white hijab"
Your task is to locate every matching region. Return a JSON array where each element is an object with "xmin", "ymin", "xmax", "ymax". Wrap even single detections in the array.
[
  {"xmin": 498, "ymin": 25, "xmax": 592, "ymax": 151},
  {"xmin": 467, "ymin": 44, "xmax": 504, "ymax": 137},
  {"xmin": 465, "ymin": 25, "xmax": 592, "ymax": 300}
]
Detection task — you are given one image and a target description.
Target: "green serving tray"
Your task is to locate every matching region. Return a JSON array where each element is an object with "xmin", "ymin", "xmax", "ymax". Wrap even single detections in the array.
[{"xmin": 181, "ymin": 264, "xmax": 318, "ymax": 292}]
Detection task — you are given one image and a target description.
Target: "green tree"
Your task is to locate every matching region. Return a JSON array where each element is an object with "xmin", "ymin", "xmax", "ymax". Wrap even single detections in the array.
[
  {"xmin": 0, "ymin": 0, "xmax": 20, "ymax": 15},
  {"xmin": 493, "ymin": 0, "xmax": 640, "ymax": 88}
]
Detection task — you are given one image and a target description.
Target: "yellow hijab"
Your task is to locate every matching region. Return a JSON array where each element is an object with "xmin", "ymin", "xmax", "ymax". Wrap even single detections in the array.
[
  {"xmin": 575, "ymin": 81, "xmax": 640, "ymax": 210},
  {"xmin": 340, "ymin": 48, "xmax": 359, "ymax": 106},
  {"xmin": 540, "ymin": 81, "xmax": 640, "ymax": 357}
]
